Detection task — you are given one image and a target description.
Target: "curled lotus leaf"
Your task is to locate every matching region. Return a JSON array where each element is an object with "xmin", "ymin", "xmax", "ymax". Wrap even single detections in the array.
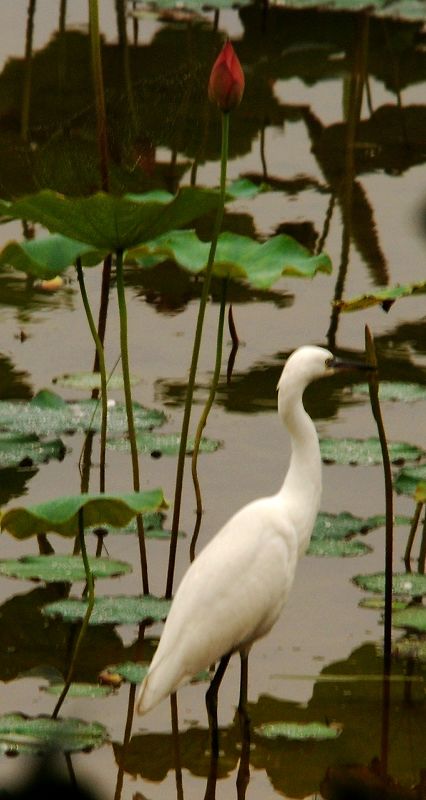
[
  {"xmin": 1, "ymin": 489, "xmax": 167, "ymax": 539},
  {"xmin": 0, "ymin": 234, "xmax": 104, "ymax": 279}
]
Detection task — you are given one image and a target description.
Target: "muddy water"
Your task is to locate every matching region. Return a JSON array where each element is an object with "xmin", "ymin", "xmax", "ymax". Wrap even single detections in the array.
[{"xmin": 0, "ymin": 3, "xmax": 425, "ymax": 799}]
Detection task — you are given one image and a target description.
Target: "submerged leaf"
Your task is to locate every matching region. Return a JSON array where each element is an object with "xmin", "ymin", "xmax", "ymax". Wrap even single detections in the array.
[
  {"xmin": 255, "ymin": 721, "xmax": 342, "ymax": 740},
  {"xmin": 43, "ymin": 595, "xmax": 171, "ymax": 625},
  {"xmin": 353, "ymin": 572, "xmax": 426, "ymax": 597},
  {"xmin": 320, "ymin": 437, "xmax": 423, "ymax": 466},
  {"xmin": 0, "ymin": 713, "xmax": 107, "ymax": 754},
  {"xmin": 107, "ymin": 432, "xmax": 220, "ymax": 456},
  {"xmin": 1, "ymin": 489, "xmax": 167, "ymax": 539},
  {"xmin": 0, "ymin": 554, "xmax": 132, "ymax": 583}
]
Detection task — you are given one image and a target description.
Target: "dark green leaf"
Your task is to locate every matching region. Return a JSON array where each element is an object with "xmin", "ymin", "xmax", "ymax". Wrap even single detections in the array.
[
  {"xmin": 0, "ymin": 235, "xmax": 103, "ymax": 279},
  {"xmin": 1, "ymin": 489, "xmax": 168, "ymax": 538},
  {"xmin": 254, "ymin": 721, "xmax": 342, "ymax": 740},
  {"xmin": 308, "ymin": 539, "xmax": 372, "ymax": 557},
  {"xmin": 107, "ymin": 432, "xmax": 220, "ymax": 456},
  {"xmin": 0, "ymin": 713, "xmax": 107, "ymax": 754},
  {"xmin": 320, "ymin": 437, "xmax": 423, "ymax": 466},
  {"xmin": 5, "ymin": 188, "xmax": 222, "ymax": 250},
  {"xmin": 392, "ymin": 607, "xmax": 426, "ymax": 632},
  {"xmin": 0, "ymin": 554, "xmax": 132, "ymax": 583},
  {"xmin": 0, "ymin": 433, "xmax": 66, "ymax": 468},
  {"xmin": 394, "ymin": 464, "xmax": 426, "ymax": 497},
  {"xmin": 43, "ymin": 595, "xmax": 171, "ymax": 625},
  {"xmin": 353, "ymin": 572, "xmax": 426, "ymax": 597}
]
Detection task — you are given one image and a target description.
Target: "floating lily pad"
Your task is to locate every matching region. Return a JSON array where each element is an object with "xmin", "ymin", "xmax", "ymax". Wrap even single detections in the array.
[
  {"xmin": 394, "ymin": 464, "xmax": 426, "ymax": 497},
  {"xmin": 42, "ymin": 682, "xmax": 113, "ymax": 698},
  {"xmin": 392, "ymin": 607, "xmax": 426, "ymax": 633},
  {"xmin": 227, "ymin": 178, "xmax": 269, "ymax": 199},
  {"xmin": 308, "ymin": 539, "xmax": 372, "ymax": 557},
  {"xmin": 101, "ymin": 662, "xmax": 149, "ymax": 685},
  {"xmin": 359, "ymin": 597, "xmax": 408, "ymax": 611},
  {"xmin": 310, "ymin": 512, "xmax": 407, "ymax": 541},
  {"xmin": 393, "ymin": 637, "xmax": 426, "ymax": 662},
  {"xmin": 3, "ymin": 187, "xmax": 222, "ymax": 251},
  {"xmin": 0, "ymin": 391, "xmax": 166, "ymax": 437},
  {"xmin": 0, "ymin": 433, "xmax": 66, "ymax": 468},
  {"xmin": 254, "ymin": 721, "xmax": 342, "ymax": 741},
  {"xmin": 42, "ymin": 594, "xmax": 172, "ymax": 625},
  {"xmin": 320, "ymin": 437, "xmax": 423, "ymax": 466},
  {"xmin": 53, "ymin": 373, "xmax": 141, "ymax": 391},
  {"xmin": 1, "ymin": 489, "xmax": 167, "ymax": 539},
  {"xmin": 336, "ymin": 281, "xmax": 426, "ymax": 312},
  {"xmin": 131, "ymin": 229, "xmax": 332, "ymax": 290},
  {"xmin": 0, "ymin": 554, "xmax": 132, "ymax": 583},
  {"xmin": 0, "ymin": 713, "xmax": 107, "ymax": 755},
  {"xmin": 0, "ymin": 234, "xmax": 103, "ymax": 279},
  {"xmin": 91, "ymin": 511, "xmax": 184, "ymax": 540},
  {"xmin": 353, "ymin": 572, "xmax": 426, "ymax": 597},
  {"xmin": 107, "ymin": 432, "xmax": 220, "ymax": 456},
  {"xmin": 354, "ymin": 382, "xmax": 426, "ymax": 403}
]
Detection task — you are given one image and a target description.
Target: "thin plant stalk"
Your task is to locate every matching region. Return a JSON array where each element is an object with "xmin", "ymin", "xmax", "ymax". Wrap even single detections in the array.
[
  {"xmin": 166, "ymin": 112, "xmax": 229, "ymax": 599},
  {"xmin": 76, "ymin": 259, "xmax": 108, "ymax": 493},
  {"xmin": 52, "ymin": 509, "xmax": 95, "ymax": 718},
  {"xmin": 115, "ymin": 247, "xmax": 149, "ymax": 594},
  {"xmin": 113, "ymin": 684, "xmax": 137, "ymax": 800},
  {"xmin": 89, "ymin": 0, "xmax": 109, "ymax": 191},
  {"xmin": 190, "ymin": 278, "xmax": 227, "ymax": 560},
  {"xmin": 21, "ymin": 0, "xmax": 36, "ymax": 142}
]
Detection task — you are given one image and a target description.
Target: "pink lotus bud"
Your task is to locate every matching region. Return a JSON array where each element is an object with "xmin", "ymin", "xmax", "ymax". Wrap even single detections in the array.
[{"xmin": 208, "ymin": 41, "xmax": 245, "ymax": 113}]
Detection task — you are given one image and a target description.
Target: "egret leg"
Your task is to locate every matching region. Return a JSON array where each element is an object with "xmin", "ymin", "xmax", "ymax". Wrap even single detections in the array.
[
  {"xmin": 238, "ymin": 652, "xmax": 250, "ymax": 740},
  {"xmin": 206, "ymin": 653, "xmax": 231, "ymax": 757}
]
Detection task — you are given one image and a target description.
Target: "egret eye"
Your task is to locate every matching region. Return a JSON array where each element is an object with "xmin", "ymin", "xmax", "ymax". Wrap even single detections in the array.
[{"xmin": 325, "ymin": 357, "xmax": 333, "ymax": 368}]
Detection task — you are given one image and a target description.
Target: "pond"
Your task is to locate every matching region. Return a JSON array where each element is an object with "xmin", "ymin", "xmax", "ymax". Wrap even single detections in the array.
[{"xmin": 0, "ymin": 1, "xmax": 425, "ymax": 798}]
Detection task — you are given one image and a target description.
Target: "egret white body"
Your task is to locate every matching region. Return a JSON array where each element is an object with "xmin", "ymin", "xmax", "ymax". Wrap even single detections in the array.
[{"xmin": 137, "ymin": 346, "xmax": 356, "ymax": 718}]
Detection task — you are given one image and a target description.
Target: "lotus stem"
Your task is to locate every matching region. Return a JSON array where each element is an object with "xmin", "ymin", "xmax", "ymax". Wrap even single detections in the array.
[
  {"xmin": 115, "ymin": 248, "xmax": 149, "ymax": 594},
  {"xmin": 52, "ymin": 509, "xmax": 95, "ymax": 718},
  {"xmin": 165, "ymin": 112, "xmax": 229, "ymax": 599},
  {"xmin": 190, "ymin": 279, "xmax": 227, "ymax": 560},
  {"xmin": 76, "ymin": 260, "xmax": 108, "ymax": 493}
]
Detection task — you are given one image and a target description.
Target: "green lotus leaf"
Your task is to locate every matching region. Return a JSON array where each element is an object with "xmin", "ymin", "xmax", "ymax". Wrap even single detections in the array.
[
  {"xmin": 308, "ymin": 538, "xmax": 372, "ymax": 557},
  {"xmin": 42, "ymin": 682, "xmax": 113, "ymax": 697},
  {"xmin": 394, "ymin": 464, "xmax": 426, "ymax": 497},
  {"xmin": 336, "ymin": 280, "xmax": 426, "ymax": 312},
  {"xmin": 0, "ymin": 234, "xmax": 104, "ymax": 279},
  {"xmin": 254, "ymin": 721, "xmax": 342, "ymax": 740},
  {"xmin": 53, "ymin": 373, "xmax": 141, "ymax": 390},
  {"xmin": 90, "ymin": 511, "xmax": 184, "ymax": 539},
  {"xmin": 0, "ymin": 391, "xmax": 166, "ymax": 437},
  {"xmin": 0, "ymin": 554, "xmax": 132, "ymax": 583},
  {"xmin": 393, "ymin": 637, "xmax": 426, "ymax": 662},
  {"xmin": 102, "ymin": 662, "xmax": 149, "ymax": 685},
  {"xmin": 0, "ymin": 433, "xmax": 66, "ymax": 468},
  {"xmin": 354, "ymin": 382, "xmax": 426, "ymax": 403},
  {"xmin": 353, "ymin": 572, "xmax": 426, "ymax": 597},
  {"xmin": 312, "ymin": 512, "xmax": 400, "ymax": 541},
  {"xmin": 415, "ymin": 482, "xmax": 426, "ymax": 502},
  {"xmin": 227, "ymin": 178, "xmax": 269, "ymax": 199},
  {"xmin": 5, "ymin": 187, "xmax": 222, "ymax": 250},
  {"xmin": 0, "ymin": 713, "xmax": 107, "ymax": 755},
  {"xmin": 107, "ymin": 432, "xmax": 220, "ymax": 456},
  {"xmin": 1, "ymin": 489, "xmax": 167, "ymax": 539},
  {"xmin": 130, "ymin": 229, "xmax": 331, "ymax": 290},
  {"xmin": 392, "ymin": 607, "xmax": 426, "ymax": 632},
  {"xmin": 42, "ymin": 595, "xmax": 171, "ymax": 625},
  {"xmin": 359, "ymin": 597, "xmax": 408, "ymax": 611},
  {"xmin": 320, "ymin": 437, "xmax": 423, "ymax": 466}
]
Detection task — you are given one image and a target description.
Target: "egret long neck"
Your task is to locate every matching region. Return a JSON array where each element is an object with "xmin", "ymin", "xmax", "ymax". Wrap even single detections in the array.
[{"xmin": 279, "ymin": 394, "xmax": 322, "ymax": 555}]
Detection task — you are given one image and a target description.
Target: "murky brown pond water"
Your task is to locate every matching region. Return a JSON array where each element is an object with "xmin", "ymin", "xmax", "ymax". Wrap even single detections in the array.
[{"xmin": 0, "ymin": 2, "xmax": 425, "ymax": 798}]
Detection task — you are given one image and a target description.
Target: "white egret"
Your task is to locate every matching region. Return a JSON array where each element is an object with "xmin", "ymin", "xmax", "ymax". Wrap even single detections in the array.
[{"xmin": 137, "ymin": 345, "xmax": 371, "ymax": 746}]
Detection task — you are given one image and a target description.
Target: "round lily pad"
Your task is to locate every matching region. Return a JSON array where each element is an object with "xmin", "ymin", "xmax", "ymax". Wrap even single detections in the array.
[
  {"xmin": 101, "ymin": 662, "xmax": 149, "ymax": 685},
  {"xmin": 254, "ymin": 721, "xmax": 342, "ymax": 741},
  {"xmin": 353, "ymin": 572, "xmax": 426, "ymax": 597},
  {"xmin": 0, "ymin": 554, "xmax": 132, "ymax": 583},
  {"xmin": 0, "ymin": 433, "xmax": 66, "ymax": 468},
  {"xmin": 107, "ymin": 432, "xmax": 220, "ymax": 456},
  {"xmin": 308, "ymin": 539, "xmax": 372, "ymax": 557},
  {"xmin": 354, "ymin": 382, "xmax": 426, "ymax": 403},
  {"xmin": 42, "ymin": 594, "xmax": 171, "ymax": 625},
  {"xmin": 395, "ymin": 464, "xmax": 426, "ymax": 497},
  {"xmin": 320, "ymin": 437, "xmax": 423, "ymax": 466},
  {"xmin": 0, "ymin": 713, "xmax": 107, "ymax": 755},
  {"xmin": 42, "ymin": 682, "xmax": 113, "ymax": 698},
  {"xmin": 392, "ymin": 607, "xmax": 426, "ymax": 632}
]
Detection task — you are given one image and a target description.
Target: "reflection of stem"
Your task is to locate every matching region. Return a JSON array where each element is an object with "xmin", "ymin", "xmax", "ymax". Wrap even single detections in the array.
[
  {"xmin": 115, "ymin": 0, "xmax": 137, "ymax": 129},
  {"xmin": 166, "ymin": 113, "xmax": 229, "ymax": 598},
  {"xmin": 113, "ymin": 684, "xmax": 136, "ymax": 800},
  {"xmin": 260, "ymin": 120, "xmax": 268, "ymax": 180},
  {"xmin": 227, "ymin": 303, "xmax": 240, "ymax": 384},
  {"xmin": 316, "ymin": 192, "xmax": 336, "ymax": 256},
  {"xmin": 404, "ymin": 501, "xmax": 422, "ymax": 572},
  {"xmin": 76, "ymin": 260, "xmax": 108, "ymax": 493},
  {"xmin": 21, "ymin": 0, "xmax": 36, "ymax": 141},
  {"xmin": 93, "ymin": 254, "xmax": 112, "ymax": 379},
  {"xmin": 89, "ymin": 0, "xmax": 109, "ymax": 191},
  {"xmin": 171, "ymin": 694, "xmax": 184, "ymax": 800},
  {"xmin": 52, "ymin": 509, "xmax": 95, "ymax": 718},
  {"xmin": 116, "ymin": 248, "xmax": 149, "ymax": 594},
  {"xmin": 364, "ymin": 326, "xmax": 392, "ymax": 779},
  {"xmin": 37, "ymin": 534, "xmax": 54, "ymax": 555},
  {"xmin": 418, "ymin": 514, "xmax": 426, "ymax": 574},
  {"xmin": 59, "ymin": 0, "xmax": 67, "ymax": 32},
  {"xmin": 190, "ymin": 279, "xmax": 227, "ymax": 560}
]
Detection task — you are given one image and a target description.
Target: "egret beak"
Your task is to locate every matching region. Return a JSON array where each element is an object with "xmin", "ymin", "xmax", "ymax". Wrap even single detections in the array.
[{"xmin": 328, "ymin": 356, "xmax": 376, "ymax": 373}]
